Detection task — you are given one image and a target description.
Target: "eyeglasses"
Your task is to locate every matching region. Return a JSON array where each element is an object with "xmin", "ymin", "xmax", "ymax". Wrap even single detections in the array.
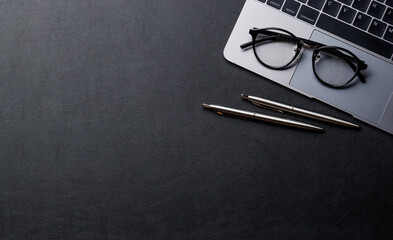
[{"xmin": 240, "ymin": 27, "xmax": 368, "ymax": 88}]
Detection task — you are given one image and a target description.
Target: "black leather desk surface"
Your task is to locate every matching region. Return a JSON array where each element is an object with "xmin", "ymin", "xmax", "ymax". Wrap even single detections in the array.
[{"xmin": 0, "ymin": 1, "xmax": 392, "ymax": 239}]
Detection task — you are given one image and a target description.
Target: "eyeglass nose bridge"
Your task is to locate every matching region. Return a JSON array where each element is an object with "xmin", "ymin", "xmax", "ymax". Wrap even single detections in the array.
[{"xmin": 299, "ymin": 40, "xmax": 319, "ymax": 49}]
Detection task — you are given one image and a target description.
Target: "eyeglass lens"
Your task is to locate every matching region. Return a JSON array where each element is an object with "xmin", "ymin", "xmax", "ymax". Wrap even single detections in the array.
[
  {"xmin": 254, "ymin": 31, "xmax": 298, "ymax": 68},
  {"xmin": 313, "ymin": 49, "xmax": 358, "ymax": 87}
]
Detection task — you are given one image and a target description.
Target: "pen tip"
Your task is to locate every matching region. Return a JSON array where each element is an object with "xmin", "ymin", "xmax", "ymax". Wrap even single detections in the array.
[
  {"xmin": 305, "ymin": 125, "xmax": 324, "ymax": 132},
  {"xmin": 241, "ymin": 94, "xmax": 248, "ymax": 99},
  {"xmin": 202, "ymin": 103, "xmax": 210, "ymax": 109}
]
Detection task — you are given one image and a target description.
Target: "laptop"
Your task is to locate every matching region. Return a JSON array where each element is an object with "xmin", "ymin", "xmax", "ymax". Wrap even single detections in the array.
[{"xmin": 224, "ymin": 0, "xmax": 393, "ymax": 135}]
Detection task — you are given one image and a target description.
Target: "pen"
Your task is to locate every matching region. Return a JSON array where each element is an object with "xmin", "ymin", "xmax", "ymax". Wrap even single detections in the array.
[
  {"xmin": 241, "ymin": 94, "xmax": 360, "ymax": 128},
  {"xmin": 202, "ymin": 103, "xmax": 324, "ymax": 131}
]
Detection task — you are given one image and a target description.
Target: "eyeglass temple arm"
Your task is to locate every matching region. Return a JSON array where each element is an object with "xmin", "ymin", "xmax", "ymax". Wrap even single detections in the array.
[
  {"xmin": 241, "ymin": 29, "xmax": 296, "ymax": 49},
  {"xmin": 352, "ymin": 62, "xmax": 367, "ymax": 83},
  {"xmin": 240, "ymin": 36, "xmax": 282, "ymax": 49},
  {"xmin": 240, "ymin": 31, "xmax": 325, "ymax": 49}
]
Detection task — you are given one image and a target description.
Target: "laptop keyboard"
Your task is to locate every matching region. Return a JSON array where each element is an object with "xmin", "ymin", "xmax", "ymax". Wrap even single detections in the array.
[{"xmin": 258, "ymin": 0, "xmax": 393, "ymax": 60}]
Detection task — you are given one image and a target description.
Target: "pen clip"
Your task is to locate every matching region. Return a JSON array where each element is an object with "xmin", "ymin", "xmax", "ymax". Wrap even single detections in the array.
[{"xmin": 250, "ymin": 100, "xmax": 284, "ymax": 113}]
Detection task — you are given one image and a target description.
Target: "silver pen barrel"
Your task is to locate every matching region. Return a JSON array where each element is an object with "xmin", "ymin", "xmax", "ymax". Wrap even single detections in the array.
[
  {"xmin": 291, "ymin": 107, "xmax": 360, "ymax": 128},
  {"xmin": 253, "ymin": 112, "xmax": 324, "ymax": 131},
  {"xmin": 203, "ymin": 103, "xmax": 324, "ymax": 131},
  {"xmin": 242, "ymin": 94, "xmax": 359, "ymax": 128}
]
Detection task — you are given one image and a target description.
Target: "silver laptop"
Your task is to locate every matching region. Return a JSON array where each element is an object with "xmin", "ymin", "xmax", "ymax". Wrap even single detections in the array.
[{"xmin": 224, "ymin": 0, "xmax": 393, "ymax": 134}]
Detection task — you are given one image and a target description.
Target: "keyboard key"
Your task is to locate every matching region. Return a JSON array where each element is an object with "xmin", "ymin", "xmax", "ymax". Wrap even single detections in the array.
[
  {"xmin": 352, "ymin": 0, "xmax": 371, "ymax": 11},
  {"xmin": 297, "ymin": 5, "xmax": 320, "ymax": 24},
  {"xmin": 282, "ymin": 0, "xmax": 301, "ymax": 16},
  {"xmin": 353, "ymin": 12, "xmax": 372, "ymax": 29},
  {"xmin": 338, "ymin": 5, "xmax": 357, "ymax": 23},
  {"xmin": 384, "ymin": 25, "xmax": 393, "ymax": 43},
  {"xmin": 368, "ymin": 19, "xmax": 387, "ymax": 36},
  {"xmin": 316, "ymin": 13, "xmax": 393, "ymax": 58},
  {"xmin": 367, "ymin": 1, "xmax": 386, "ymax": 18},
  {"xmin": 267, "ymin": 0, "xmax": 284, "ymax": 9},
  {"xmin": 383, "ymin": 7, "xmax": 393, "ymax": 25},
  {"xmin": 308, "ymin": 0, "xmax": 327, "ymax": 9},
  {"xmin": 387, "ymin": 0, "xmax": 393, "ymax": 7},
  {"xmin": 338, "ymin": 0, "xmax": 353, "ymax": 5},
  {"xmin": 323, "ymin": 0, "xmax": 342, "ymax": 16},
  {"xmin": 298, "ymin": 0, "xmax": 307, "ymax": 2}
]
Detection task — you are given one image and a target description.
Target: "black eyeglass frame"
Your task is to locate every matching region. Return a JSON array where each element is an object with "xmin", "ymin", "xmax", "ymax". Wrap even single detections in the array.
[{"xmin": 240, "ymin": 27, "xmax": 368, "ymax": 88}]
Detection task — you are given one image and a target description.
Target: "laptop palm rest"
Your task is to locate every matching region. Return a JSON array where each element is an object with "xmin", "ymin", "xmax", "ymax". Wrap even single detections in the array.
[{"xmin": 290, "ymin": 30, "xmax": 393, "ymax": 132}]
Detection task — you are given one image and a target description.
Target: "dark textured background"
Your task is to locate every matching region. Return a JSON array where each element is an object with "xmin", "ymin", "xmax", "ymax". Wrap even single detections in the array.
[{"xmin": 0, "ymin": 0, "xmax": 392, "ymax": 239}]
